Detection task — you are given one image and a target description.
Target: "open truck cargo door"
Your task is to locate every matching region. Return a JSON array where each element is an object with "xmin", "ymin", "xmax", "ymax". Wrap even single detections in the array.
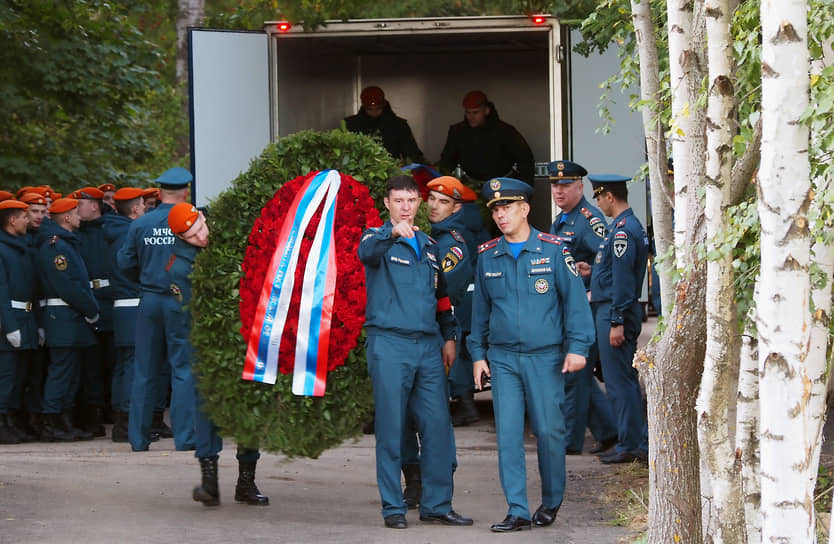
[{"xmin": 188, "ymin": 29, "xmax": 271, "ymax": 207}]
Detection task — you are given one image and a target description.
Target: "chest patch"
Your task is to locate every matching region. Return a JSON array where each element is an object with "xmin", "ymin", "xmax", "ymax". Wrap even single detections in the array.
[
  {"xmin": 534, "ymin": 278, "xmax": 549, "ymax": 294},
  {"xmin": 485, "ymin": 271, "xmax": 503, "ymax": 279},
  {"xmin": 390, "ymin": 256, "xmax": 411, "ymax": 265},
  {"xmin": 530, "ymin": 257, "xmax": 551, "ymax": 266},
  {"xmin": 54, "ymin": 254, "xmax": 67, "ymax": 271}
]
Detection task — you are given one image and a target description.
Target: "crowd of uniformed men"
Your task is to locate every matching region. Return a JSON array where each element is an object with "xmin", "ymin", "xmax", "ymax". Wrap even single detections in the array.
[{"xmin": 0, "ymin": 86, "xmax": 650, "ymax": 531}]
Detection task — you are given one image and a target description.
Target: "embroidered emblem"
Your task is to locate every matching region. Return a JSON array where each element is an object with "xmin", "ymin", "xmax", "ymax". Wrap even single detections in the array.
[
  {"xmin": 490, "ymin": 179, "xmax": 501, "ymax": 191},
  {"xmin": 442, "ymin": 249, "xmax": 461, "ymax": 272},
  {"xmin": 557, "ymin": 162, "xmax": 565, "ymax": 170},
  {"xmin": 170, "ymin": 283, "xmax": 183, "ymax": 303},
  {"xmin": 563, "ymin": 247, "xmax": 578, "ymax": 276},
  {"xmin": 54, "ymin": 255, "xmax": 67, "ymax": 271},
  {"xmin": 613, "ymin": 236, "xmax": 628, "ymax": 258},
  {"xmin": 590, "ymin": 217, "xmax": 606, "ymax": 238},
  {"xmin": 534, "ymin": 278, "xmax": 549, "ymax": 293},
  {"xmin": 450, "ymin": 246, "xmax": 464, "ymax": 261}
]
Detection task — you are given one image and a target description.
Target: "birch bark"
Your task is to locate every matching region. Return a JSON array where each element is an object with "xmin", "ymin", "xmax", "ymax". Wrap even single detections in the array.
[{"xmin": 176, "ymin": 0, "xmax": 205, "ymax": 85}]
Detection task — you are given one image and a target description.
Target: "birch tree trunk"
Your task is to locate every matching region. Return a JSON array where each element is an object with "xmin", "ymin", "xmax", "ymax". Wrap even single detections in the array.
[
  {"xmin": 630, "ymin": 0, "xmax": 674, "ymax": 315},
  {"xmin": 696, "ymin": 1, "xmax": 744, "ymax": 541},
  {"xmin": 737, "ymin": 289, "xmax": 761, "ymax": 544},
  {"xmin": 176, "ymin": 0, "xmax": 205, "ymax": 85},
  {"xmin": 757, "ymin": 1, "xmax": 814, "ymax": 541}
]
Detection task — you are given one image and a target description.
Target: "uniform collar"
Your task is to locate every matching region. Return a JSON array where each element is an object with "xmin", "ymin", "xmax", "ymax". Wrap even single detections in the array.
[
  {"xmin": 495, "ymin": 227, "xmax": 543, "ymax": 256},
  {"xmin": 0, "ymin": 229, "xmax": 27, "ymax": 252},
  {"xmin": 612, "ymin": 207, "xmax": 634, "ymax": 224},
  {"xmin": 430, "ymin": 207, "xmax": 466, "ymax": 235}
]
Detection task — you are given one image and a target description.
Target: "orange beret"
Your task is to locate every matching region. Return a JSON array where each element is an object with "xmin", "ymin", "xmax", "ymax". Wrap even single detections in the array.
[
  {"xmin": 0, "ymin": 200, "xmax": 28, "ymax": 211},
  {"xmin": 426, "ymin": 176, "xmax": 477, "ymax": 202},
  {"xmin": 71, "ymin": 186, "xmax": 104, "ymax": 200},
  {"xmin": 49, "ymin": 198, "xmax": 79, "ymax": 214},
  {"xmin": 462, "ymin": 90, "xmax": 488, "ymax": 109},
  {"xmin": 114, "ymin": 187, "xmax": 144, "ymax": 201},
  {"xmin": 0, "ymin": 191, "xmax": 14, "ymax": 202},
  {"xmin": 360, "ymin": 86, "xmax": 385, "ymax": 107},
  {"xmin": 142, "ymin": 187, "xmax": 160, "ymax": 198},
  {"xmin": 15, "ymin": 187, "xmax": 33, "ymax": 199},
  {"xmin": 98, "ymin": 183, "xmax": 116, "ymax": 192},
  {"xmin": 19, "ymin": 193, "xmax": 48, "ymax": 206},
  {"xmin": 39, "ymin": 185, "xmax": 61, "ymax": 199},
  {"xmin": 168, "ymin": 202, "xmax": 200, "ymax": 234}
]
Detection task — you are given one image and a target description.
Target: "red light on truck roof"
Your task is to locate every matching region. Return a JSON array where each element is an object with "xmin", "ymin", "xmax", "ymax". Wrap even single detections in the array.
[
  {"xmin": 276, "ymin": 21, "xmax": 291, "ymax": 32},
  {"xmin": 531, "ymin": 15, "xmax": 547, "ymax": 25}
]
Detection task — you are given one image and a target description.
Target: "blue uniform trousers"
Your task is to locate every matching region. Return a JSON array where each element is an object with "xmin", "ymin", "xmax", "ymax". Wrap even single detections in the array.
[
  {"xmin": 0, "ymin": 351, "xmax": 18, "ymax": 413},
  {"xmin": 490, "ymin": 348, "xmax": 567, "ymax": 519},
  {"xmin": 366, "ymin": 332, "xmax": 455, "ymax": 518},
  {"xmin": 80, "ymin": 332, "xmax": 113, "ymax": 409},
  {"xmin": 194, "ymin": 380, "xmax": 259, "ymax": 463},
  {"xmin": 562, "ymin": 342, "xmax": 617, "ymax": 451},
  {"xmin": 593, "ymin": 302, "xmax": 648, "ymax": 453},
  {"xmin": 129, "ymin": 292, "xmax": 195, "ymax": 451},
  {"xmin": 42, "ymin": 348, "xmax": 83, "ymax": 414},
  {"xmin": 111, "ymin": 346, "xmax": 134, "ymax": 412},
  {"xmin": 12, "ymin": 349, "xmax": 43, "ymax": 414}
]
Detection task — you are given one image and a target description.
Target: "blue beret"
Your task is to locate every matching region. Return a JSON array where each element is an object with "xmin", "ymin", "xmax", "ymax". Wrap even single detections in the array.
[
  {"xmin": 156, "ymin": 167, "xmax": 193, "ymax": 189},
  {"xmin": 589, "ymin": 174, "xmax": 631, "ymax": 196},
  {"xmin": 547, "ymin": 160, "xmax": 587, "ymax": 183},
  {"xmin": 481, "ymin": 177, "xmax": 534, "ymax": 208}
]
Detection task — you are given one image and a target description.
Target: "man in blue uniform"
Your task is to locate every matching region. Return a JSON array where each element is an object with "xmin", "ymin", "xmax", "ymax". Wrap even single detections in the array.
[
  {"xmin": 547, "ymin": 161, "xmax": 618, "ymax": 456},
  {"xmin": 588, "ymin": 175, "xmax": 649, "ymax": 465},
  {"xmin": 469, "ymin": 177, "xmax": 594, "ymax": 532},
  {"xmin": 358, "ymin": 175, "xmax": 472, "ymax": 529},
  {"xmin": 102, "ymin": 187, "xmax": 146, "ymax": 442},
  {"xmin": 166, "ymin": 203, "xmax": 268, "ymax": 507},
  {"xmin": 37, "ymin": 198, "xmax": 99, "ymax": 442},
  {"xmin": 0, "ymin": 200, "xmax": 38, "ymax": 443},
  {"xmin": 118, "ymin": 167, "xmax": 195, "ymax": 452}
]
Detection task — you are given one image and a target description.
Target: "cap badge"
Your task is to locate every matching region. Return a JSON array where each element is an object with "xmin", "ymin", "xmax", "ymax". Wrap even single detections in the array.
[
  {"xmin": 557, "ymin": 162, "xmax": 565, "ymax": 170},
  {"xmin": 490, "ymin": 179, "xmax": 501, "ymax": 191}
]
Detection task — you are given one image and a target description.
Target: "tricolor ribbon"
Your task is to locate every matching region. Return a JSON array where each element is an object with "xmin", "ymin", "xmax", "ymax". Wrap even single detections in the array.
[{"xmin": 242, "ymin": 170, "xmax": 340, "ymax": 396}]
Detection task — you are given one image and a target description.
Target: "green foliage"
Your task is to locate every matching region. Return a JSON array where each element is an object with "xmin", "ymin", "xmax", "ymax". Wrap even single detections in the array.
[
  {"xmin": 189, "ymin": 128, "xmax": 402, "ymax": 458},
  {"xmin": 0, "ymin": 0, "xmax": 177, "ymax": 193}
]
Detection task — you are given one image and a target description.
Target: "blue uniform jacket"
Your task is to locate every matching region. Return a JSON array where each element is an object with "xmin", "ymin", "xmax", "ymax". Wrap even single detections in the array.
[
  {"xmin": 78, "ymin": 216, "xmax": 114, "ymax": 331},
  {"xmin": 117, "ymin": 203, "xmax": 177, "ymax": 295},
  {"xmin": 358, "ymin": 221, "xmax": 457, "ymax": 341},
  {"xmin": 550, "ymin": 196, "xmax": 607, "ymax": 290},
  {"xmin": 36, "ymin": 221, "xmax": 99, "ymax": 348},
  {"xmin": 430, "ymin": 208, "xmax": 475, "ymax": 333},
  {"xmin": 467, "ymin": 228, "xmax": 594, "ymax": 361},
  {"xmin": 167, "ymin": 238, "xmax": 199, "ymax": 308},
  {"xmin": 590, "ymin": 208, "xmax": 649, "ymax": 325},
  {"xmin": 0, "ymin": 230, "xmax": 39, "ymax": 351},
  {"xmin": 102, "ymin": 213, "xmax": 142, "ymax": 346}
]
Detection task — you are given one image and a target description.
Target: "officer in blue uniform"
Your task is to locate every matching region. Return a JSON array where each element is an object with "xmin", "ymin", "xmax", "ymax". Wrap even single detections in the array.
[
  {"xmin": 0, "ymin": 200, "xmax": 39, "ymax": 443},
  {"xmin": 74, "ymin": 186, "xmax": 114, "ymax": 436},
  {"xmin": 358, "ymin": 175, "xmax": 472, "ymax": 530},
  {"xmin": 118, "ymin": 167, "xmax": 195, "ymax": 452},
  {"xmin": 589, "ymin": 174, "xmax": 649, "ymax": 464},
  {"xmin": 547, "ymin": 161, "xmax": 618, "ymax": 455},
  {"xmin": 468, "ymin": 177, "xmax": 594, "ymax": 532},
  {"xmin": 37, "ymin": 198, "xmax": 99, "ymax": 441},
  {"xmin": 102, "ymin": 187, "xmax": 146, "ymax": 442},
  {"xmin": 165, "ymin": 203, "xmax": 268, "ymax": 507}
]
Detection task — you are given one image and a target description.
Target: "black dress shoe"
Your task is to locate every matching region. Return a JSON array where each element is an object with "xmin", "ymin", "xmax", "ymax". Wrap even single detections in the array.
[
  {"xmin": 589, "ymin": 436, "xmax": 618, "ymax": 454},
  {"xmin": 490, "ymin": 515, "xmax": 532, "ymax": 532},
  {"xmin": 565, "ymin": 447, "xmax": 582, "ymax": 455},
  {"xmin": 420, "ymin": 510, "xmax": 473, "ymax": 526},
  {"xmin": 600, "ymin": 450, "xmax": 648, "ymax": 465},
  {"xmin": 384, "ymin": 514, "xmax": 407, "ymax": 529},
  {"xmin": 533, "ymin": 503, "xmax": 561, "ymax": 526}
]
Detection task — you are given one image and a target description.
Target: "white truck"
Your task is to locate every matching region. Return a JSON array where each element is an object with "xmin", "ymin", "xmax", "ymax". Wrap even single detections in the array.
[{"xmin": 187, "ymin": 14, "xmax": 647, "ymax": 234}]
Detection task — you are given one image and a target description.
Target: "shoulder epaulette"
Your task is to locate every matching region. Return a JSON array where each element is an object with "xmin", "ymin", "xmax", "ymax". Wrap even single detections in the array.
[
  {"xmin": 48, "ymin": 235, "xmax": 59, "ymax": 246},
  {"xmin": 478, "ymin": 237, "xmax": 500, "ymax": 254},
  {"xmin": 580, "ymin": 207, "xmax": 593, "ymax": 219},
  {"xmin": 450, "ymin": 230, "xmax": 465, "ymax": 243},
  {"xmin": 616, "ymin": 217, "xmax": 627, "ymax": 228},
  {"xmin": 537, "ymin": 232, "xmax": 562, "ymax": 245},
  {"xmin": 426, "ymin": 235, "xmax": 437, "ymax": 245}
]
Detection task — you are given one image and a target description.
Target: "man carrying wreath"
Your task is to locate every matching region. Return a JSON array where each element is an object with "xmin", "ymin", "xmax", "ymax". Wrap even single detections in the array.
[{"xmin": 358, "ymin": 175, "xmax": 473, "ymax": 530}]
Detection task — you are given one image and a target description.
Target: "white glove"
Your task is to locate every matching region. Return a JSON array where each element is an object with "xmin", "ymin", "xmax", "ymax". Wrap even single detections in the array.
[
  {"xmin": 84, "ymin": 313, "xmax": 100, "ymax": 324},
  {"xmin": 37, "ymin": 328, "xmax": 46, "ymax": 347},
  {"xmin": 6, "ymin": 329, "xmax": 21, "ymax": 348}
]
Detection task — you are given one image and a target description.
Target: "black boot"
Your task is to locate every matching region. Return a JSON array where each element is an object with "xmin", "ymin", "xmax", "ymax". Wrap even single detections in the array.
[
  {"xmin": 402, "ymin": 464, "xmax": 422, "ymax": 509},
  {"xmin": 7, "ymin": 412, "xmax": 36, "ymax": 442},
  {"xmin": 84, "ymin": 406, "xmax": 106, "ymax": 437},
  {"xmin": 235, "ymin": 461, "xmax": 269, "ymax": 505},
  {"xmin": 40, "ymin": 413, "xmax": 74, "ymax": 442},
  {"xmin": 0, "ymin": 414, "xmax": 22, "ymax": 444},
  {"xmin": 111, "ymin": 411, "xmax": 128, "ymax": 443},
  {"xmin": 61, "ymin": 411, "xmax": 93, "ymax": 441},
  {"xmin": 151, "ymin": 410, "xmax": 173, "ymax": 439},
  {"xmin": 451, "ymin": 390, "xmax": 480, "ymax": 427},
  {"xmin": 27, "ymin": 413, "xmax": 44, "ymax": 439},
  {"xmin": 193, "ymin": 456, "xmax": 220, "ymax": 506}
]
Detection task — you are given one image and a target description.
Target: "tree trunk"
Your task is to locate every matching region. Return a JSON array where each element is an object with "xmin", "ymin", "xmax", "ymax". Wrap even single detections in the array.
[
  {"xmin": 629, "ymin": 0, "xmax": 674, "ymax": 315},
  {"xmin": 757, "ymin": 1, "xmax": 814, "ymax": 541},
  {"xmin": 176, "ymin": 0, "xmax": 205, "ymax": 86},
  {"xmin": 696, "ymin": 1, "xmax": 744, "ymax": 542},
  {"xmin": 737, "ymin": 294, "xmax": 761, "ymax": 544}
]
